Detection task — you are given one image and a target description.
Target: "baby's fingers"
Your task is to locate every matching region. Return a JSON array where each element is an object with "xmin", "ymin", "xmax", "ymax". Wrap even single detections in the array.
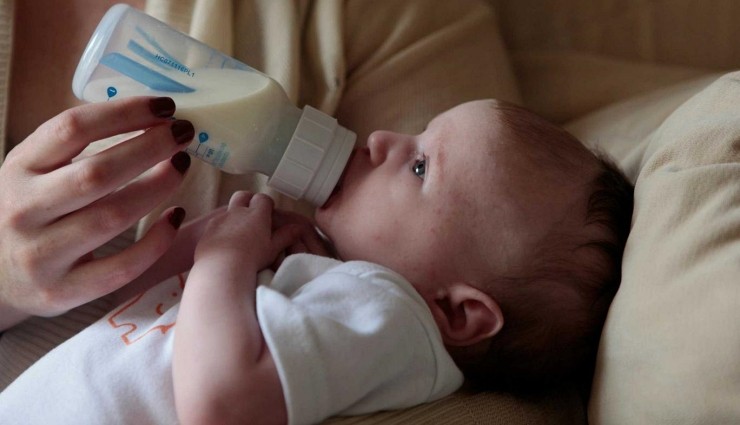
[
  {"xmin": 271, "ymin": 224, "xmax": 307, "ymax": 256},
  {"xmin": 248, "ymin": 193, "xmax": 274, "ymax": 212},
  {"xmin": 227, "ymin": 191, "xmax": 254, "ymax": 210},
  {"xmin": 299, "ymin": 227, "xmax": 333, "ymax": 257}
]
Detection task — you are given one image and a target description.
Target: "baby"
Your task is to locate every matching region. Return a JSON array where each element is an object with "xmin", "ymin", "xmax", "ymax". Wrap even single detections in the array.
[{"xmin": 0, "ymin": 99, "xmax": 633, "ymax": 425}]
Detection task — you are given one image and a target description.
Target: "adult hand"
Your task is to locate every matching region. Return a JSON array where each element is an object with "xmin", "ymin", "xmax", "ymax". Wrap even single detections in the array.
[{"xmin": 0, "ymin": 96, "xmax": 194, "ymax": 329}]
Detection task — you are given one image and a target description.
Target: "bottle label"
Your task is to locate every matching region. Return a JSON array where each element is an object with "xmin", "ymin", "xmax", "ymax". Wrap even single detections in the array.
[{"xmin": 185, "ymin": 130, "xmax": 231, "ymax": 169}]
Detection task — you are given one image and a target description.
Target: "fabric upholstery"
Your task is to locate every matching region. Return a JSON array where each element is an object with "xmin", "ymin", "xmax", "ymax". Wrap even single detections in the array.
[{"xmin": 568, "ymin": 73, "xmax": 740, "ymax": 425}]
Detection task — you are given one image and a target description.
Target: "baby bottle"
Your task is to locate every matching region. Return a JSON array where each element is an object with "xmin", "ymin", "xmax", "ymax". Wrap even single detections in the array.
[{"xmin": 72, "ymin": 4, "xmax": 356, "ymax": 206}]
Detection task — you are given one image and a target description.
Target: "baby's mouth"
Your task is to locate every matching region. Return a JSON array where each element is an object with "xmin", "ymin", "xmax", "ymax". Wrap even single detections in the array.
[
  {"xmin": 321, "ymin": 180, "xmax": 342, "ymax": 209},
  {"xmin": 320, "ymin": 148, "xmax": 357, "ymax": 209}
]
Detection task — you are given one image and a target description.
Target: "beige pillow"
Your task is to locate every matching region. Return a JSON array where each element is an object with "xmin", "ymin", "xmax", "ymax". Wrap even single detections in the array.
[{"xmin": 566, "ymin": 72, "xmax": 740, "ymax": 424}]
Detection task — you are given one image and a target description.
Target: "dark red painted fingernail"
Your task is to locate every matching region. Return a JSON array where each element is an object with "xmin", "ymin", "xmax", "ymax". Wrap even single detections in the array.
[
  {"xmin": 171, "ymin": 120, "xmax": 194, "ymax": 144},
  {"xmin": 168, "ymin": 207, "xmax": 186, "ymax": 229},
  {"xmin": 170, "ymin": 151, "xmax": 191, "ymax": 174},
  {"xmin": 149, "ymin": 97, "xmax": 176, "ymax": 118}
]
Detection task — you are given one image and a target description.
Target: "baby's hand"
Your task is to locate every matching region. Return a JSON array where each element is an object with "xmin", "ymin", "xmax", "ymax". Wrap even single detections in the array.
[
  {"xmin": 272, "ymin": 208, "xmax": 334, "ymax": 259},
  {"xmin": 194, "ymin": 192, "xmax": 301, "ymax": 273}
]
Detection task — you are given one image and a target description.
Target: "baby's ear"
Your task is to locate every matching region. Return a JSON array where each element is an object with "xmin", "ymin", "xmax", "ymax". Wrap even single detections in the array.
[{"xmin": 426, "ymin": 282, "xmax": 504, "ymax": 347}]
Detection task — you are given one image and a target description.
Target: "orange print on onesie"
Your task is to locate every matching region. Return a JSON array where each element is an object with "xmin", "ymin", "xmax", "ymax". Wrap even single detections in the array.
[{"xmin": 107, "ymin": 274, "xmax": 186, "ymax": 346}]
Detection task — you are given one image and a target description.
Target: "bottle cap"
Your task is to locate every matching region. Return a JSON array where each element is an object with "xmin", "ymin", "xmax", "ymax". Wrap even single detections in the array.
[{"xmin": 267, "ymin": 106, "xmax": 356, "ymax": 206}]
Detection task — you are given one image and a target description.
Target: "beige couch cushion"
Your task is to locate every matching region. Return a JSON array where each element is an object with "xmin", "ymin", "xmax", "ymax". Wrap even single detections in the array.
[
  {"xmin": 511, "ymin": 51, "xmax": 708, "ymax": 124},
  {"xmin": 567, "ymin": 72, "xmax": 740, "ymax": 424},
  {"xmin": 324, "ymin": 385, "xmax": 586, "ymax": 425},
  {"xmin": 494, "ymin": 0, "xmax": 740, "ymax": 70}
]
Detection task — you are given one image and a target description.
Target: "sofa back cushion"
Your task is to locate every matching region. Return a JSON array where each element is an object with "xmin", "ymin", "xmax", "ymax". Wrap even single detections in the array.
[{"xmin": 567, "ymin": 72, "xmax": 740, "ymax": 424}]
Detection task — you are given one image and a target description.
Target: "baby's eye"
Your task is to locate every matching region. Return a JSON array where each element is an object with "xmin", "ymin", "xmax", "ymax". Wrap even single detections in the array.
[{"xmin": 412, "ymin": 157, "xmax": 426, "ymax": 180}]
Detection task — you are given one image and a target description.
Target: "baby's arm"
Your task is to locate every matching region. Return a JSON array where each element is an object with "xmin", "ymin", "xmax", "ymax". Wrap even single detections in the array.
[{"xmin": 173, "ymin": 192, "xmax": 300, "ymax": 425}]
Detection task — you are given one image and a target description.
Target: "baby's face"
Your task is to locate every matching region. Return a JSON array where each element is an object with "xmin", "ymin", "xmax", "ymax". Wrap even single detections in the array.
[{"xmin": 315, "ymin": 100, "xmax": 589, "ymax": 296}]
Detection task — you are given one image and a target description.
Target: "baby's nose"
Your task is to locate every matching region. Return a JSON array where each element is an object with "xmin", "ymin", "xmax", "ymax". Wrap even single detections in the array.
[{"xmin": 366, "ymin": 130, "xmax": 396, "ymax": 165}]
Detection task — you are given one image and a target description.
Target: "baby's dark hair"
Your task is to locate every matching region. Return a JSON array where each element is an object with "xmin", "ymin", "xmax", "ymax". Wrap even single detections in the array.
[{"xmin": 458, "ymin": 100, "xmax": 634, "ymax": 393}]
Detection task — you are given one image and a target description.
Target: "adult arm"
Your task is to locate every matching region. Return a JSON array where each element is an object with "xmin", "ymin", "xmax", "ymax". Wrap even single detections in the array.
[{"xmin": 0, "ymin": 97, "xmax": 193, "ymax": 330}]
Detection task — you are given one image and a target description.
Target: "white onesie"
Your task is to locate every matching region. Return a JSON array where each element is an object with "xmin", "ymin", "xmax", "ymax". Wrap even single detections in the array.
[{"xmin": 0, "ymin": 254, "xmax": 463, "ymax": 425}]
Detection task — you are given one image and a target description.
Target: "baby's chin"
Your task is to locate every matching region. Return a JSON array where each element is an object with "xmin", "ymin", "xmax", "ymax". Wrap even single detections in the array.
[
  {"xmin": 314, "ymin": 194, "xmax": 345, "ymax": 231},
  {"xmin": 312, "ymin": 224, "xmax": 340, "ymax": 258},
  {"xmin": 318, "ymin": 180, "xmax": 343, "ymax": 212},
  {"xmin": 313, "ymin": 208, "xmax": 330, "ymax": 232}
]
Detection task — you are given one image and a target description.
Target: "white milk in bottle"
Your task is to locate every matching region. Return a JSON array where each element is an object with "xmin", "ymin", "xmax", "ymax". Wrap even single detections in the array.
[
  {"xmin": 73, "ymin": 4, "xmax": 355, "ymax": 206},
  {"xmin": 83, "ymin": 68, "xmax": 298, "ymax": 175}
]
